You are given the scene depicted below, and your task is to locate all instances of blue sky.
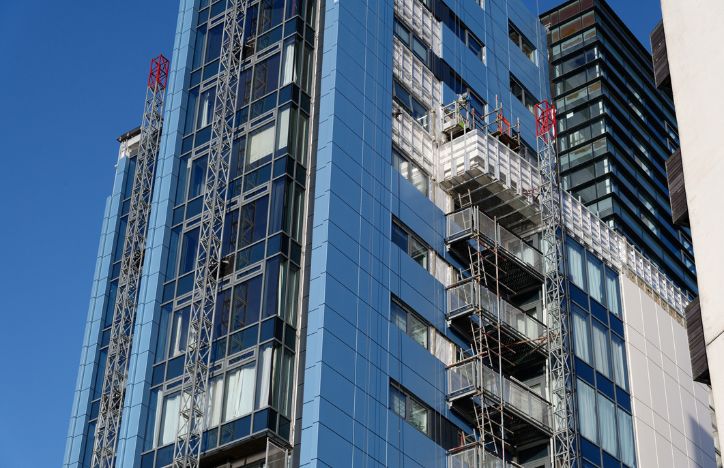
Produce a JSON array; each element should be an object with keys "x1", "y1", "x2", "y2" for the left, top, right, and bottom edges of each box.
[{"x1": 0, "y1": 0, "x2": 661, "y2": 466}]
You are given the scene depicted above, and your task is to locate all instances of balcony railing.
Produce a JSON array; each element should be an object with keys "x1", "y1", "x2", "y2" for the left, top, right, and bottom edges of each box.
[
  {"x1": 447, "y1": 281, "x2": 546, "y2": 343},
  {"x1": 446, "y1": 207, "x2": 543, "y2": 274},
  {"x1": 448, "y1": 360, "x2": 552, "y2": 432},
  {"x1": 448, "y1": 444, "x2": 521, "y2": 468}
]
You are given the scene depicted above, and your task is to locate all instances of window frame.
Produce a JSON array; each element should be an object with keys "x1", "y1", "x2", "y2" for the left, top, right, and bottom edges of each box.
[{"x1": 391, "y1": 218, "x2": 430, "y2": 270}]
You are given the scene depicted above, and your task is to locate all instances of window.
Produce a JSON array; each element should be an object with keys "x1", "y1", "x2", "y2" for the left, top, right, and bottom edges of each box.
[
  {"x1": 158, "y1": 392, "x2": 180, "y2": 446},
  {"x1": 465, "y1": 30, "x2": 485, "y2": 63},
  {"x1": 577, "y1": 379, "x2": 597, "y2": 442},
  {"x1": 509, "y1": 22, "x2": 535, "y2": 62},
  {"x1": 231, "y1": 275, "x2": 262, "y2": 331},
  {"x1": 239, "y1": 196, "x2": 268, "y2": 247},
  {"x1": 223, "y1": 363, "x2": 255, "y2": 422},
  {"x1": 169, "y1": 307, "x2": 190, "y2": 357},
  {"x1": 392, "y1": 219, "x2": 428, "y2": 269},
  {"x1": 251, "y1": 53, "x2": 280, "y2": 100},
  {"x1": 572, "y1": 306, "x2": 591, "y2": 364},
  {"x1": 393, "y1": 17, "x2": 432, "y2": 68},
  {"x1": 510, "y1": 74, "x2": 537, "y2": 113},
  {"x1": 179, "y1": 228, "x2": 200, "y2": 275},
  {"x1": 248, "y1": 123, "x2": 275, "y2": 164},
  {"x1": 586, "y1": 254, "x2": 604, "y2": 304},
  {"x1": 611, "y1": 335, "x2": 628, "y2": 391},
  {"x1": 391, "y1": 297, "x2": 428, "y2": 348},
  {"x1": 597, "y1": 393, "x2": 618, "y2": 456},
  {"x1": 392, "y1": 147, "x2": 428, "y2": 196},
  {"x1": 617, "y1": 409, "x2": 636, "y2": 467},
  {"x1": 197, "y1": 87, "x2": 216, "y2": 129},
  {"x1": 605, "y1": 268, "x2": 621, "y2": 317},
  {"x1": 393, "y1": 80, "x2": 429, "y2": 130},
  {"x1": 390, "y1": 382, "x2": 429, "y2": 435},
  {"x1": 567, "y1": 239, "x2": 585, "y2": 288},
  {"x1": 592, "y1": 319, "x2": 611, "y2": 378},
  {"x1": 205, "y1": 376, "x2": 223, "y2": 428}
]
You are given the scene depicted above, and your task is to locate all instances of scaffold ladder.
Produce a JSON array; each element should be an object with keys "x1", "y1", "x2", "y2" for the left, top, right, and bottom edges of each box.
[
  {"x1": 535, "y1": 100, "x2": 574, "y2": 468},
  {"x1": 172, "y1": 1, "x2": 248, "y2": 467},
  {"x1": 91, "y1": 54, "x2": 170, "y2": 468}
]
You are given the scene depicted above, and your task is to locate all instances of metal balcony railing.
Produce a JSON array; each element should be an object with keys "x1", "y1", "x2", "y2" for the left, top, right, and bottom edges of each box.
[
  {"x1": 448, "y1": 444, "x2": 521, "y2": 468},
  {"x1": 447, "y1": 281, "x2": 546, "y2": 343},
  {"x1": 448, "y1": 360, "x2": 552, "y2": 432},
  {"x1": 446, "y1": 207, "x2": 543, "y2": 274}
]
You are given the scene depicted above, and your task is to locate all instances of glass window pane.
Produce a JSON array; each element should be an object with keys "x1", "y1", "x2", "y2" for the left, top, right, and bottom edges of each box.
[
  {"x1": 592, "y1": 319, "x2": 611, "y2": 378},
  {"x1": 597, "y1": 393, "x2": 618, "y2": 456},
  {"x1": 391, "y1": 300, "x2": 407, "y2": 332},
  {"x1": 281, "y1": 42, "x2": 295, "y2": 86},
  {"x1": 391, "y1": 223, "x2": 408, "y2": 252},
  {"x1": 408, "y1": 236, "x2": 428, "y2": 269},
  {"x1": 612, "y1": 334, "x2": 628, "y2": 390},
  {"x1": 248, "y1": 124, "x2": 276, "y2": 164},
  {"x1": 223, "y1": 363, "x2": 256, "y2": 422},
  {"x1": 408, "y1": 398, "x2": 429, "y2": 434},
  {"x1": 197, "y1": 88, "x2": 215, "y2": 129},
  {"x1": 252, "y1": 53, "x2": 280, "y2": 100},
  {"x1": 573, "y1": 306, "x2": 592, "y2": 364},
  {"x1": 169, "y1": 307, "x2": 190, "y2": 357},
  {"x1": 587, "y1": 254, "x2": 605, "y2": 304},
  {"x1": 276, "y1": 107, "x2": 290, "y2": 151},
  {"x1": 605, "y1": 268, "x2": 621, "y2": 316},
  {"x1": 390, "y1": 386, "x2": 406, "y2": 418},
  {"x1": 617, "y1": 409, "x2": 636, "y2": 467},
  {"x1": 159, "y1": 393, "x2": 180, "y2": 446},
  {"x1": 205, "y1": 376, "x2": 223, "y2": 428},
  {"x1": 407, "y1": 313, "x2": 428, "y2": 349},
  {"x1": 255, "y1": 345, "x2": 273, "y2": 409},
  {"x1": 567, "y1": 240, "x2": 585, "y2": 288},
  {"x1": 577, "y1": 379, "x2": 597, "y2": 442}
]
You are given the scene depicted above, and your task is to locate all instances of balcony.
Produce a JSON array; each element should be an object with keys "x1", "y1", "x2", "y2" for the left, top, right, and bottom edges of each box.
[
  {"x1": 446, "y1": 208, "x2": 543, "y2": 295},
  {"x1": 437, "y1": 121, "x2": 540, "y2": 232},
  {"x1": 447, "y1": 360, "x2": 552, "y2": 436}
]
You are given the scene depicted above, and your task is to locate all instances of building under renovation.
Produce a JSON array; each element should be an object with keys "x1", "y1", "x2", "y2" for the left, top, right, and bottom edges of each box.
[{"x1": 65, "y1": 1, "x2": 715, "y2": 467}]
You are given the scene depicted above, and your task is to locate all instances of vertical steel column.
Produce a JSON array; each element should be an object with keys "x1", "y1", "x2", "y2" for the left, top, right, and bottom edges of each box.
[
  {"x1": 535, "y1": 100, "x2": 573, "y2": 468},
  {"x1": 91, "y1": 54, "x2": 170, "y2": 468},
  {"x1": 172, "y1": 1, "x2": 248, "y2": 467}
]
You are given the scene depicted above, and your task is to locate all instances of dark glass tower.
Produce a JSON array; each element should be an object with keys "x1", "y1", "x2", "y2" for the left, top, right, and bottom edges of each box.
[{"x1": 540, "y1": 0, "x2": 697, "y2": 296}]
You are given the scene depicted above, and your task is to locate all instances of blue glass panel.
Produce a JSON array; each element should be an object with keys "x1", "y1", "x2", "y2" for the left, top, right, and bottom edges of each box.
[
  {"x1": 602, "y1": 452, "x2": 620, "y2": 468},
  {"x1": 177, "y1": 272, "x2": 194, "y2": 297},
  {"x1": 263, "y1": 258, "x2": 281, "y2": 317},
  {"x1": 202, "y1": 428, "x2": 218, "y2": 452},
  {"x1": 591, "y1": 301, "x2": 607, "y2": 325},
  {"x1": 576, "y1": 358, "x2": 595, "y2": 385},
  {"x1": 219, "y1": 415, "x2": 251, "y2": 445},
  {"x1": 597, "y1": 373, "x2": 615, "y2": 400},
  {"x1": 151, "y1": 364, "x2": 165, "y2": 386},
  {"x1": 616, "y1": 388, "x2": 631, "y2": 412},
  {"x1": 140, "y1": 452, "x2": 154, "y2": 468},
  {"x1": 229, "y1": 325, "x2": 258, "y2": 354},
  {"x1": 162, "y1": 281, "x2": 175, "y2": 303},
  {"x1": 236, "y1": 242, "x2": 265, "y2": 270},
  {"x1": 609, "y1": 314, "x2": 624, "y2": 338},
  {"x1": 253, "y1": 408, "x2": 276, "y2": 432},
  {"x1": 166, "y1": 355, "x2": 185, "y2": 381},
  {"x1": 569, "y1": 282, "x2": 589, "y2": 308},
  {"x1": 580, "y1": 437, "x2": 601, "y2": 466},
  {"x1": 232, "y1": 275, "x2": 263, "y2": 330},
  {"x1": 212, "y1": 338, "x2": 227, "y2": 362},
  {"x1": 154, "y1": 445, "x2": 173, "y2": 468},
  {"x1": 243, "y1": 164, "x2": 272, "y2": 192}
]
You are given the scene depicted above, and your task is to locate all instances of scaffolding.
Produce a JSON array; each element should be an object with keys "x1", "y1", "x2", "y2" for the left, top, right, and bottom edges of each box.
[
  {"x1": 91, "y1": 54, "x2": 169, "y2": 468},
  {"x1": 442, "y1": 96, "x2": 554, "y2": 468},
  {"x1": 171, "y1": 1, "x2": 248, "y2": 467}
]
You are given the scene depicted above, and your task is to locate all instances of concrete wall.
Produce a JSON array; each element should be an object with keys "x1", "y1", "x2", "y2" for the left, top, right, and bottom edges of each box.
[
  {"x1": 660, "y1": 0, "x2": 724, "y2": 457},
  {"x1": 620, "y1": 275, "x2": 716, "y2": 468}
]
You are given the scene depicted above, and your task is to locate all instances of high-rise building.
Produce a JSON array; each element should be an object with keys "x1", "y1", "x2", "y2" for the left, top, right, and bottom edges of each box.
[
  {"x1": 65, "y1": 1, "x2": 715, "y2": 468},
  {"x1": 655, "y1": 0, "x2": 724, "y2": 463},
  {"x1": 540, "y1": 0, "x2": 697, "y2": 297}
]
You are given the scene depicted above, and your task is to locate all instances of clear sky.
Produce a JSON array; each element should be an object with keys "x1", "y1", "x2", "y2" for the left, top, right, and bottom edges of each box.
[{"x1": 0, "y1": 0, "x2": 661, "y2": 466}]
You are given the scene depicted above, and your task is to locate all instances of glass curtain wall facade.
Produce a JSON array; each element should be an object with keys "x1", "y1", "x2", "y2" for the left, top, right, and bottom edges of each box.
[
  {"x1": 68, "y1": 0, "x2": 708, "y2": 467},
  {"x1": 66, "y1": 0, "x2": 318, "y2": 467},
  {"x1": 540, "y1": 0, "x2": 697, "y2": 297}
]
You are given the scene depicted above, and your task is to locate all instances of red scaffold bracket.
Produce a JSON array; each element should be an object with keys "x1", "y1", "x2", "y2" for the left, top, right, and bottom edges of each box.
[
  {"x1": 498, "y1": 111, "x2": 512, "y2": 137},
  {"x1": 535, "y1": 100, "x2": 557, "y2": 143},
  {"x1": 148, "y1": 54, "x2": 170, "y2": 90}
]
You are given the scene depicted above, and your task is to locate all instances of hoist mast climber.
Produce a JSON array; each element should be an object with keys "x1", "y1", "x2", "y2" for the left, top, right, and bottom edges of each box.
[
  {"x1": 172, "y1": 1, "x2": 248, "y2": 467},
  {"x1": 535, "y1": 101, "x2": 574, "y2": 468},
  {"x1": 91, "y1": 54, "x2": 170, "y2": 468}
]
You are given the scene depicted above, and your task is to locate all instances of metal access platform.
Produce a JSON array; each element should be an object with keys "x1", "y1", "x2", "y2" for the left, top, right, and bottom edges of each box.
[{"x1": 438, "y1": 101, "x2": 540, "y2": 234}]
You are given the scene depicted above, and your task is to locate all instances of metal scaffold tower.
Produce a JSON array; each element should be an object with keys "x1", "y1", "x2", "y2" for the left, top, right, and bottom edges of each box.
[
  {"x1": 91, "y1": 54, "x2": 170, "y2": 468},
  {"x1": 172, "y1": 1, "x2": 248, "y2": 467},
  {"x1": 535, "y1": 100, "x2": 573, "y2": 468}
]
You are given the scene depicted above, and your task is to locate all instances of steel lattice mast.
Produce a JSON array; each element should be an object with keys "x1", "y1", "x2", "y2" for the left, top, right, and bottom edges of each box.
[
  {"x1": 172, "y1": 1, "x2": 248, "y2": 467},
  {"x1": 91, "y1": 54, "x2": 170, "y2": 468},
  {"x1": 535, "y1": 101, "x2": 574, "y2": 468}
]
